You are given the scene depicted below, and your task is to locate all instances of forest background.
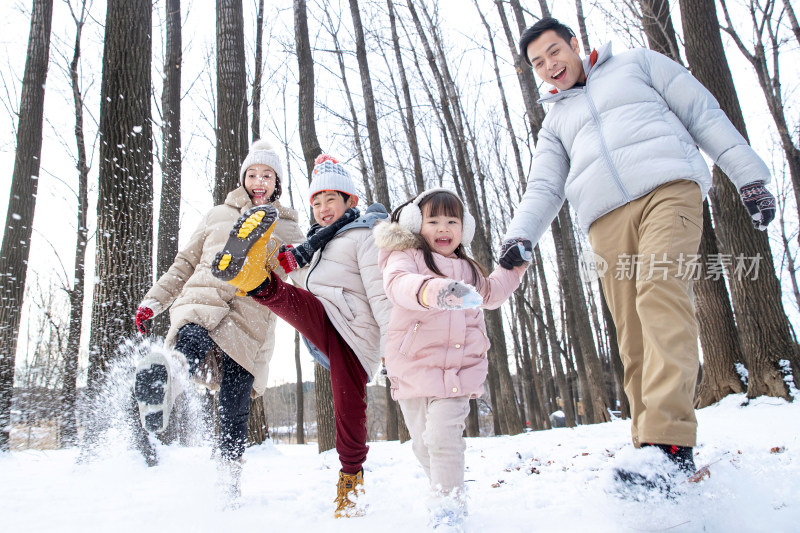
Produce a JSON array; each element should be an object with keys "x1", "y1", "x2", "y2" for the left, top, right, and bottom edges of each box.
[{"x1": 0, "y1": 0, "x2": 798, "y2": 454}]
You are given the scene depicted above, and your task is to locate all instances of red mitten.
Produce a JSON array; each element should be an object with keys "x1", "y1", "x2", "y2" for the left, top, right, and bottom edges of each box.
[
  {"x1": 135, "y1": 306, "x2": 154, "y2": 334},
  {"x1": 278, "y1": 244, "x2": 299, "y2": 274}
]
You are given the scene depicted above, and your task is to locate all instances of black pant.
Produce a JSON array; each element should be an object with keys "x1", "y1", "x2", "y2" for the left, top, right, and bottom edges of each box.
[{"x1": 175, "y1": 323, "x2": 254, "y2": 461}]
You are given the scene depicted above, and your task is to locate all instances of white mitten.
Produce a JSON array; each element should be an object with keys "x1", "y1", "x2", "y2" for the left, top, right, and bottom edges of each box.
[{"x1": 422, "y1": 278, "x2": 483, "y2": 310}]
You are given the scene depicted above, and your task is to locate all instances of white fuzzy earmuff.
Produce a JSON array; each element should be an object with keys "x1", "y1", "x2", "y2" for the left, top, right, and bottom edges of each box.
[{"x1": 397, "y1": 188, "x2": 476, "y2": 247}]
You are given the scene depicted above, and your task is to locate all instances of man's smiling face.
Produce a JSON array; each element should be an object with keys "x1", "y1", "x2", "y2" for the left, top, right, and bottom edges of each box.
[{"x1": 527, "y1": 29, "x2": 586, "y2": 91}]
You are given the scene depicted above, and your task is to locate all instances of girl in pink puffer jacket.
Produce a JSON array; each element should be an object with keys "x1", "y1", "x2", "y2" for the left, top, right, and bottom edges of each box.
[{"x1": 374, "y1": 189, "x2": 529, "y2": 529}]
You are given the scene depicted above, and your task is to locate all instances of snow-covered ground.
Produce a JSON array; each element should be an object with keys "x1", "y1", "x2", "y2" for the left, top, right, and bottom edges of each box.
[{"x1": 1, "y1": 393, "x2": 798, "y2": 532}]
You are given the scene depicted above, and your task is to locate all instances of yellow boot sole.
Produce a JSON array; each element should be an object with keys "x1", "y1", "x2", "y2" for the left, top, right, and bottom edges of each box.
[{"x1": 212, "y1": 206, "x2": 280, "y2": 296}]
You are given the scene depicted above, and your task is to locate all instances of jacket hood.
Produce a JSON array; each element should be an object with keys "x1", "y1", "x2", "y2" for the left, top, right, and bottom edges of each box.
[
  {"x1": 339, "y1": 202, "x2": 388, "y2": 234},
  {"x1": 373, "y1": 220, "x2": 424, "y2": 251},
  {"x1": 225, "y1": 186, "x2": 252, "y2": 209},
  {"x1": 274, "y1": 201, "x2": 300, "y2": 222},
  {"x1": 539, "y1": 41, "x2": 613, "y2": 104}
]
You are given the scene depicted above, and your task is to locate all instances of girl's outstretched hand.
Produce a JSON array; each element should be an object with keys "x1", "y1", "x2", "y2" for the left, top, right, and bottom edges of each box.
[{"x1": 422, "y1": 278, "x2": 483, "y2": 310}]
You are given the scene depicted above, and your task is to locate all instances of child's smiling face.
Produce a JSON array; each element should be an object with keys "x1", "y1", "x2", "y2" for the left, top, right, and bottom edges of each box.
[
  {"x1": 420, "y1": 203, "x2": 462, "y2": 257},
  {"x1": 312, "y1": 190, "x2": 358, "y2": 227}
]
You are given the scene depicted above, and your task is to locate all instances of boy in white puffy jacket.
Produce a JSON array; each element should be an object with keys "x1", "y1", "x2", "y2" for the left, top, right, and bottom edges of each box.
[
  {"x1": 211, "y1": 154, "x2": 391, "y2": 518},
  {"x1": 498, "y1": 17, "x2": 776, "y2": 491}
]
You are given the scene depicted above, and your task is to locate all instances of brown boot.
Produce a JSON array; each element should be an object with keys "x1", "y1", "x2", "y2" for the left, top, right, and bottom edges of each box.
[{"x1": 334, "y1": 469, "x2": 365, "y2": 518}]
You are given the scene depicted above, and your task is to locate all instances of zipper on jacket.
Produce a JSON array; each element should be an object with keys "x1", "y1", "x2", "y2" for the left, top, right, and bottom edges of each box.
[
  {"x1": 399, "y1": 321, "x2": 420, "y2": 356},
  {"x1": 303, "y1": 218, "x2": 359, "y2": 292},
  {"x1": 583, "y1": 86, "x2": 632, "y2": 203},
  {"x1": 304, "y1": 243, "x2": 326, "y2": 292}
]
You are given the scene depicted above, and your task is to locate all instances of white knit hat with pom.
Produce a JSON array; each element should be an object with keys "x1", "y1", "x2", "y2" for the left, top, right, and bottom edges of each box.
[{"x1": 240, "y1": 139, "x2": 283, "y2": 184}]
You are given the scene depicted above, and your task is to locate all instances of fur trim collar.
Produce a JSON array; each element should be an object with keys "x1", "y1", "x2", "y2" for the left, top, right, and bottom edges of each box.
[{"x1": 373, "y1": 221, "x2": 424, "y2": 251}]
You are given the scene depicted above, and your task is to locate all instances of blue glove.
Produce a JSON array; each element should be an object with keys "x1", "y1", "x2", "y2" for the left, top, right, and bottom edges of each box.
[{"x1": 739, "y1": 181, "x2": 776, "y2": 231}]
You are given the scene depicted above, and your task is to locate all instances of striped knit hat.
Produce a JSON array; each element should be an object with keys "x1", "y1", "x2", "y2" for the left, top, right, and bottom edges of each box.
[{"x1": 308, "y1": 154, "x2": 357, "y2": 203}]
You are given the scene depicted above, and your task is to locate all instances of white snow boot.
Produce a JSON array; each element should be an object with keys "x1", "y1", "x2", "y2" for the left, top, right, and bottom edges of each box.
[
  {"x1": 134, "y1": 350, "x2": 185, "y2": 433},
  {"x1": 427, "y1": 488, "x2": 467, "y2": 532}
]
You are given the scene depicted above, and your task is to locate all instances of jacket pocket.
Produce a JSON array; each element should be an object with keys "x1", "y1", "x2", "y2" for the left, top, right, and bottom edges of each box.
[
  {"x1": 333, "y1": 287, "x2": 356, "y2": 321},
  {"x1": 667, "y1": 209, "x2": 702, "y2": 262},
  {"x1": 399, "y1": 321, "x2": 421, "y2": 356}
]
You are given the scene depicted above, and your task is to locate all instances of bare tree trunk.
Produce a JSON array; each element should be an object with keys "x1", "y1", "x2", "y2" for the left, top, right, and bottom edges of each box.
[
  {"x1": 294, "y1": 0, "x2": 334, "y2": 452},
  {"x1": 556, "y1": 209, "x2": 611, "y2": 423},
  {"x1": 511, "y1": 303, "x2": 537, "y2": 429},
  {"x1": 515, "y1": 294, "x2": 549, "y2": 429},
  {"x1": 466, "y1": 399, "x2": 480, "y2": 437},
  {"x1": 0, "y1": 0, "x2": 53, "y2": 451},
  {"x1": 242, "y1": 0, "x2": 271, "y2": 446},
  {"x1": 214, "y1": 0, "x2": 248, "y2": 203},
  {"x1": 527, "y1": 264, "x2": 556, "y2": 419},
  {"x1": 636, "y1": 0, "x2": 746, "y2": 409},
  {"x1": 408, "y1": 0, "x2": 522, "y2": 434},
  {"x1": 473, "y1": 0, "x2": 525, "y2": 188},
  {"x1": 783, "y1": 0, "x2": 800, "y2": 47},
  {"x1": 247, "y1": 396, "x2": 268, "y2": 444},
  {"x1": 387, "y1": 0, "x2": 424, "y2": 194},
  {"x1": 494, "y1": 0, "x2": 545, "y2": 143},
  {"x1": 638, "y1": 0, "x2": 683, "y2": 62},
  {"x1": 534, "y1": 246, "x2": 576, "y2": 427},
  {"x1": 294, "y1": 331, "x2": 305, "y2": 444},
  {"x1": 384, "y1": 383, "x2": 398, "y2": 440},
  {"x1": 575, "y1": 0, "x2": 592, "y2": 54},
  {"x1": 154, "y1": 0, "x2": 182, "y2": 338},
  {"x1": 322, "y1": 5, "x2": 373, "y2": 206},
  {"x1": 599, "y1": 287, "x2": 628, "y2": 418},
  {"x1": 347, "y1": 0, "x2": 389, "y2": 208},
  {"x1": 63, "y1": 0, "x2": 90, "y2": 447},
  {"x1": 294, "y1": 0, "x2": 321, "y2": 176},
  {"x1": 251, "y1": 0, "x2": 264, "y2": 140},
  {"x1": 314, "y1": 363, "x2": 336, "y2": 452},
  {"x1": 398, "y1": 407, "x2": 410, "y2": 442},
  {"x1": 718, "y1": 0, "x2": 800, "y2": 221},
  {"x1": 88, "y1": 0, "x2": 153, "y2": 387},
  {"x1": 680, "y1": 0, "x2": 796, "y2": 400},
  {"x1": 694, "y1": 204, "x2": 746, "y2": 407},
  {"x1": 777, "y1": 195, "x2": 800, "y2": 314},
  {"x1": 538, "y1": 0, "x2": 551, "y2": 18}
]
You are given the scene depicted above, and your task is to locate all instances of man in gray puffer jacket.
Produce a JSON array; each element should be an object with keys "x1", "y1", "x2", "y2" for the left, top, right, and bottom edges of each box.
[{"x1": 499, "y1": 17, "x2": 776, "y2": 488}]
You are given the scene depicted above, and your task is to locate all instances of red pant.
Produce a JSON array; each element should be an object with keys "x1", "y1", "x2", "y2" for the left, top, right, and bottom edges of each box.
[{"x1": 252, "y1": 275, "x2": 368, "y2": 473}]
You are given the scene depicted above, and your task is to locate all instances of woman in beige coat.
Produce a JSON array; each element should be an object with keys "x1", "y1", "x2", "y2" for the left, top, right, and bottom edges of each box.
[{"x1": 133, "y1": 140, "x2": 304, "y2": 501}]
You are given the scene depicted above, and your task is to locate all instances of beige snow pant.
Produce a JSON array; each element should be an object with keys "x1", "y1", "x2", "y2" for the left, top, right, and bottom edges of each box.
[
  {"x1": 588, "y1": 179, "x2": 702, "y2": 448},
  {"x1": 399, "y1": 396, "x2": 471, "y2": 494}
]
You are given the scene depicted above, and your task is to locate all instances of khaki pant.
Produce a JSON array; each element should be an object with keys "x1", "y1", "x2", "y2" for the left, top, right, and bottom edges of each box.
[
  {"x1": 399, "y1": 396, "x2": 471, "y2": 494},
  {"x1": 589, "y1": 180, "x2": 702, "y2": 448}
]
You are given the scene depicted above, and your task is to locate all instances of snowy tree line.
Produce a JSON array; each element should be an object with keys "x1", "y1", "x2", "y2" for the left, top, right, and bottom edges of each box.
[{"x1": 0, "y1": 0, "x2": 798, "y2": 454}]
